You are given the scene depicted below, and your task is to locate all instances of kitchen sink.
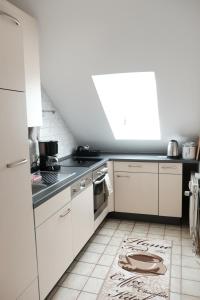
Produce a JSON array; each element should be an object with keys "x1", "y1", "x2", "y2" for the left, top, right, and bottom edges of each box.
[
  {"x1": 32, "y1": 171, "x2": 76, "y2": 196},
  {"x1": 32, "y1": 184, "x2": 47, "y2": 195}
]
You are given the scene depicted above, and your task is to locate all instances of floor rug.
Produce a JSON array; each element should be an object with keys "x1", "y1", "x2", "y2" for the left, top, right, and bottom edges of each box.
[{"x1": 98, "y1": 237, "x2": 172, "y2": 300}]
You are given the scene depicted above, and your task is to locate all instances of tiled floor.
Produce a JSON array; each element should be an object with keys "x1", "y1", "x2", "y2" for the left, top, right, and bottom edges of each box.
[{"x1": 47, "y1": 218, "x2": 200, "y2": 300}]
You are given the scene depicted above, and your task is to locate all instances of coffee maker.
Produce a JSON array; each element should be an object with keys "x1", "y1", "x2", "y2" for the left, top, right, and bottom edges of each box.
[{"x1": 39, "y1": 141, "x2": 60, "y2": 171}]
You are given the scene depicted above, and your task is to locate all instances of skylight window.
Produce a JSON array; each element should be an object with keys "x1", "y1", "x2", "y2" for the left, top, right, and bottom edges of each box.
[{"x1": 92, "y1": 72, "x2": 161, "y2": 140}]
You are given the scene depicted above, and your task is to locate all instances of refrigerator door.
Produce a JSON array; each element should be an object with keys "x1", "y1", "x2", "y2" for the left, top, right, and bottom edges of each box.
[{"x1": 0, "y1": 89, "x2": 38, "y2": 300}]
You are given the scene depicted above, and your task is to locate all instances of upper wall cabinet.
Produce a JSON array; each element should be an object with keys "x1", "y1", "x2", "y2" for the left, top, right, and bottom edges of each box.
[
  {"x1": 0, "y1": 2, "x2": 25, "y2": 91},
  {"x1": 0, "y1": 0, "x2": 42, "y2": 127}
]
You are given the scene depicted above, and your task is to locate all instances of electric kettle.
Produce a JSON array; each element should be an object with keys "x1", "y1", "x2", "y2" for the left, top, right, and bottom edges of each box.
[{"x1": 167, "y1": 140, "x2": 179, "y2": 158}]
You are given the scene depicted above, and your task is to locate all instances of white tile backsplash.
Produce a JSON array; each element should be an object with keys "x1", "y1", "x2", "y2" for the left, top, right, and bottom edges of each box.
[{"x1": 39, "y1": 88, "x2": 77, "y2": 158}]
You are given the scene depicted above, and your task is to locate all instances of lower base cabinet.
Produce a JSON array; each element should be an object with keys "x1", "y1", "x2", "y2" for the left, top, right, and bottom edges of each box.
[
  {"x1": 36, "y1": 202, "x2": 73, "y2": 300},
  {"x1": 115, "y1": 172, "x2": 158, "y2": 215},
  {"x1": 72, "y1": 185, "x2": 94, "y2": 257},
  {"x1": 17, "y1": 278, "x2": 39, "y2": 300},
  {"x1": 159, "y1": 174, "x2": 182, "y2": 217}
]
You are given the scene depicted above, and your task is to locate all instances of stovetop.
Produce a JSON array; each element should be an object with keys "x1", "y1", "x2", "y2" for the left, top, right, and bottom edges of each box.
[{"x1": 60, "y1": 157, "x2": 102, "y2": 168}]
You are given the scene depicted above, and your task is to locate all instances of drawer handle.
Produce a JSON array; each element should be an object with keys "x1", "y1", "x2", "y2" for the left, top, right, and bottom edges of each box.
[
  {"x1": 128, "y1": 165, "x2": 142, "y2": 168},
  {"x1": 0, "y1": 11, "x2": 20, "y2": 26},
  {"x1": 60, "y1": 208, "x2": 71, "y2": 217},
  {"x1": 117, "y1": 175, "x2": 130, "y2": 178},
  {"x1": 161, "y1": 166, "x2": 177, "y2": 169},
  {"x1": 6, "y1": 158, "x2": 28, "y2": 168}
]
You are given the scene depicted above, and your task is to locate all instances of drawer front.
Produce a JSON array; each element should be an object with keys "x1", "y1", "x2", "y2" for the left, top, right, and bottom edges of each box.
[
  {"x1": 159, "y1": 163, "x2": 182, "y2": 175},
  {"x1": 34, "y1": 187, "x2": 71, "y2": 228},
  {"x1": 36, "y1": 202, "x2": 73, "y2": 300},
  {"x1": 114, "y1": 161, "x2": 158, "y2": 173}
]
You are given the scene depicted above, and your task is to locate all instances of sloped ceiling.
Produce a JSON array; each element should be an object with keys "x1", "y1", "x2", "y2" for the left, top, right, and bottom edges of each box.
[{"x1": 10, "y1": 0, "x2": 200, "y2": 153}]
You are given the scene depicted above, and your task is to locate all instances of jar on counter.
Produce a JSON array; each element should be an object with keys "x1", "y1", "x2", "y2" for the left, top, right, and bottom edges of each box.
[{"x1": 182, "y1": 142, "x2": 196, "y2": 160}]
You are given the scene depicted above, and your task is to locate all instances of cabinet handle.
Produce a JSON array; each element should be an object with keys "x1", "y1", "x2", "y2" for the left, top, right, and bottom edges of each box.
[
  {"x1": 161, "y1": 166, "x2": 177, "y2": 169},
  {"x1": 60, "y1": 208, "x2": 71, "y2": 217},
  {"x1": 128, "y1": 165, "x2": 142, "y2": 168},
  {"x1": 6, "y1": 158, "x2": 28, "y2": 168},
  {"x1": 0, "y1": 11, "x2": 20, "y2": 26},
  {"x1": 116, "y1": 175, "x2": 130, "y2": 178}
]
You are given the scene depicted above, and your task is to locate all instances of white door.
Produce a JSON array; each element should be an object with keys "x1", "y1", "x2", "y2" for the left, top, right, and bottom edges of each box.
[
  {"x1": 115, "y1": 172, "x2": 158, "y2": 215},
  {"x1": 0, "y1": 90, "x2": 37, "y2": 300},
  {"x1": 159, "y1": 174, "x2": 182, "y2": 217},
  {"x1": 72, "y1": 185, "x2": 94, "y2": 257},
  {"x1": 0, "y1": 6, "x2": 25, "y2": 91},
  {"x1": 36, "y1": 203, "x2": 73, "y2": 300}
]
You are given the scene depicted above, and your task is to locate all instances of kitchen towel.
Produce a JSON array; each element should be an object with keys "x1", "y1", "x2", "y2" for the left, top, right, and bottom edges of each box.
[{"x1": 105, "y1": 174, "x2": 113, "y2": 198}]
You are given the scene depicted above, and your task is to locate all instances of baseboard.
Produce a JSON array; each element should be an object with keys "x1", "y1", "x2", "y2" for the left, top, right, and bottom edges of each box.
[{"x1": 107, "y1": 211, "x2": 181, "y2": 225}]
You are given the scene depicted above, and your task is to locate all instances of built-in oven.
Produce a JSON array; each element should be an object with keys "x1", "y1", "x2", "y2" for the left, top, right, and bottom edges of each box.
[{"x1": 93, "y1": 164, "x2": 108, "y2": 220}]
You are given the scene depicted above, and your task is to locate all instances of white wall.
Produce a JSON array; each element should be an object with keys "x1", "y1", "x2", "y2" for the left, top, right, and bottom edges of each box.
[
  {"x1": 40, "y1": 88, "x2": 77, "y2": 158},
  {"x1": 10, "y1": 0, "x2": 200, "y2": 153}
]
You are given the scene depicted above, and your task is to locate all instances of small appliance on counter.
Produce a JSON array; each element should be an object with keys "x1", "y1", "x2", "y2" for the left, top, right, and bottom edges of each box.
[
  {"x1": 167, "y1": 139, "x2": 179, "y2": 158},
  {"x1": 75, "y1": 145, "x2": 100, "y2": 157},
  {"x1": 39, "y1": 141, "x2": 60, "y2": 171},
  {"x1": 182, "y1": 142, "x2": 196, "y2": 160}
]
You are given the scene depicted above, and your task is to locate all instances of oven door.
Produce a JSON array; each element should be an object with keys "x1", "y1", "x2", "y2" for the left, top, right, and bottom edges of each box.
[{"x1": 93, "y1": 174, "x2": 107, "y2": 219}]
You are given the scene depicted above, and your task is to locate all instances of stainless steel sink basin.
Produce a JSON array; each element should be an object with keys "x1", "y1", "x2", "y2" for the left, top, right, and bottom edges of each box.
[
  {"x1": 32, "y1": 171, "x2": 76, "y2": 196},
  {"x1": 32, "y1": 184, "x2": 47, "y2": 195}
]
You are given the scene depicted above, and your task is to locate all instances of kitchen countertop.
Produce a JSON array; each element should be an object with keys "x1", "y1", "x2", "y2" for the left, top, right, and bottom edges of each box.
[{"x1": 32, "y1": 153, "x2": 198, "y2": 209}]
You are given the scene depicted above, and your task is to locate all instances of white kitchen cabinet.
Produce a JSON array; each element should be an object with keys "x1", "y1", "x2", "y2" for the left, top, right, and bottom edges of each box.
[
  {"x1": 22, "y1": 12, "x2": 42, "y2": 127},
  {"x1": 0, "y1": 0, "x2": 42, "y2": 126},
  {"x1": 107, "y1": 161, "x2": 114, "y2": 212},
  {"x1": 0, "y1": 90, "x2": 38, "y2": 300},
  {"x1": 17, "y1": 279, "x2": 39, "y2": 300},
  {"x1": 159, "y1": 163, "x2": 182, "y2": 217},
  {"x1": 0, "y1": 1, "x2": 25, "y2": 91},
  {"x1": 115, "y1": 171, "x2": 158, "y2": 215},
  {"x1": 36, "y1": 202, "x2": 73, "y2": 300},
  {"x1": 72, "y1": 185, "x2": 94, "y2": 257}
]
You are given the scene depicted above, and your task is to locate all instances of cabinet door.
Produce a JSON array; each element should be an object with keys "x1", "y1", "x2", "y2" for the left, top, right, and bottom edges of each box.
[
  {"x1": 0, "y1": 90, "x2": 37, "y2": 300},
  {"x1": 159, "y1": 174, "x2": 182, "y2": 217},
  {"x1": 0, "y1": 5, "x2": 25, "y2": 91},
  {"x1": 22, "y1": 13, "x2": 42, "y2": 127},
  {"x1": 36, "y1": 202, "x2": 73, "y2": 300},
  {"x1": 115, "y1": 172, "x2": 158, "y2": 215},
  {"x1": 72, "y1": 185, "x2": 94, "y2": 257}
]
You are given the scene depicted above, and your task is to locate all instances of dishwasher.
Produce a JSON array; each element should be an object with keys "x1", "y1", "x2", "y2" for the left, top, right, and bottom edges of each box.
[{"x1": 71, "y1": 172, "x2": 94, "y2": 257}]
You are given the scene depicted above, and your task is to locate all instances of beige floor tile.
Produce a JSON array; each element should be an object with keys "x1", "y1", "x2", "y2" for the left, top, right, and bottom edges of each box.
[
  {"x1": 172, "y1": 254, "x2": 182, "y2": 266},
  {"x1": 78, "y1": 292, "x2": 97, "y2": 300},
  {"x1": 83, "y1": 277, "x2": 104, "y2": 294},
  {"x1": 98, "y1": 228, "x2": 115, "y2": 236},
  {"x1": 103, "y1": 222, "x2": 119, "y2": 230},
  {"x1": 170, "y1": 277, "x2": 181, "y2": 293},
  {"x1": 149, "y1": 223, "x2": 165, "y2": 228},
  {"x1": 171, "y1": 265, "x2": 181, "y2": 278},
  {"x1": 170, "y1": 292, "x2": 181, "y2": 300},
  {"x1": 51, "y1": 287, "x2": 80, "y2": 300},
  {"x1": 166, "y1": 225, "x2": 181, "y2": 231},
  {"x1": 60, "y1": 273, "x2": 88, "y2": 290},
  {"x1": 182, "y1": 238, "x2": 192, "y2": 246},
  {"x1": 92, "y1": 234, "x2": 111, "y2": 245},
  {"x1": 148, "y1": 227, "x2": 165, "y2": 235},
  {"x1": 113, "y1": 230, "x2": 130, "y2": 237},
  {"x1": 86, "y1": 243, "x2": 106, "y2": 254},
  {"x1": 91, "y1": 265, "x2": 110, "y2": 279},
  {"x1": 135, "y1": 222, "x2": 150, "y2": 227},
  {"x1": 172, "y1": 245, "x2": 181, "y2": 255},
  {"x1": 129, "y1": 232, "x2": 147, "y2": 238},
  {"x1": 133, "y1": 227, "x2": 149, "y2": 233},
  {"x1": 104, "y1": 245, "x2": 119, "y2": 256},
  {"x1": 118, "y1": 223, "x2": 134, "y2": 231},
  {"x1": 98, "y1": 254, "x2": 115, "y2": 266},
  {"x1": 78, "y1": 252, "x2": 101, "y2": 264},
  {"x1": 147, "y1": 234, "x2": 164, "y2": 240},
  {"x1": 68, "y1": 261, "x2": 95, "y2": 276},
  {"x1": 182, "y1": 279, "x2": 200, "y2": 297},
  {"x1": 182, "y1": 256, "x2": 200, "y2": 269},
  {"x1": 182, "y1": 246, "x2": 194, "y2": 257},
  {"x1": 109, "y1": 236, "x2": 124, "y2": 246},
  {"x1": 182, "y1": 267, "x2": 200, "y2": 281},
  {"x1": 165, "y1": 230, "x2": 181, "y2": 237},
  {"x1": 164, "y1": 236, "x2": 181, "y2": 245}
]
